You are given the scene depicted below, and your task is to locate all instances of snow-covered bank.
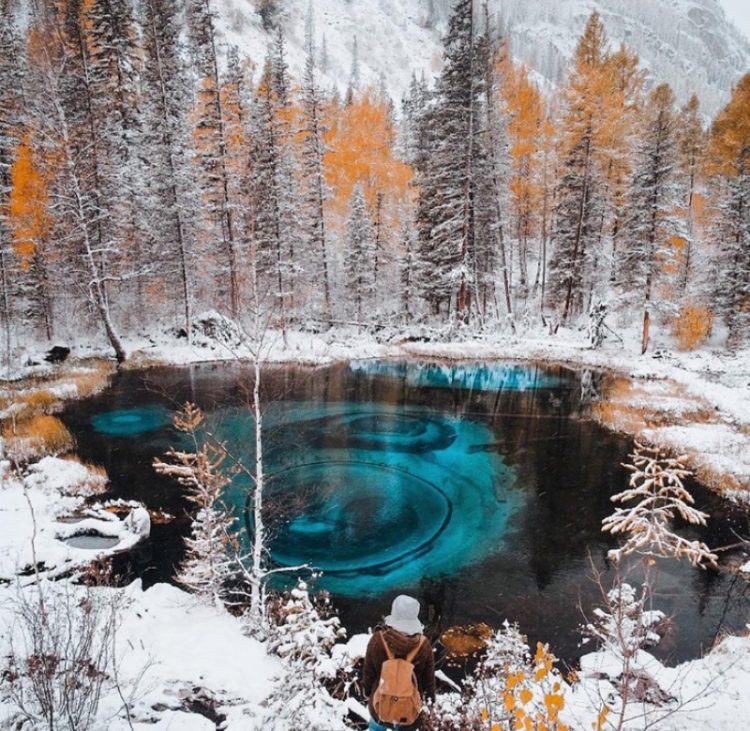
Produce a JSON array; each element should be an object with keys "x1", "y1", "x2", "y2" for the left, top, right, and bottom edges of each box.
[{"x1": 0, "y1": 457, "x2": 148, "y2": 581}]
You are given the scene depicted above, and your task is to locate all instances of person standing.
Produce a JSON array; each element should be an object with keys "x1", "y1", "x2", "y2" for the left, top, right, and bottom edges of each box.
[{"x1": 363, "y1": 595, "x2": 436, "y2": 731}]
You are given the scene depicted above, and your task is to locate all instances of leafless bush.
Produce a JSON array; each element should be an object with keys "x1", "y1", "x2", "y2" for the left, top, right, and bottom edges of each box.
[{"x1": 3, "y1": 581, "x2": 118, "y2": 730}]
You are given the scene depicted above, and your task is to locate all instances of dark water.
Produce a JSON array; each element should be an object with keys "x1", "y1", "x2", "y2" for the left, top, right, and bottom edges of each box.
[{"x1": 61, "y1": 361, "x2": 750, "y2": 667}]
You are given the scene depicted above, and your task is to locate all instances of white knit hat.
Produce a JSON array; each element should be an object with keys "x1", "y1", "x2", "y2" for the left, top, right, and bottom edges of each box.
[{"x1": 385, "y1": 595, "x2": 424, "y2": 635}]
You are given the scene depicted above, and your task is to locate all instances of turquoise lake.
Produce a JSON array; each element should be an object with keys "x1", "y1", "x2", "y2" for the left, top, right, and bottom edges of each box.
[{"x1": 62, "y1": 360, "x2": 750, "y2": 665}]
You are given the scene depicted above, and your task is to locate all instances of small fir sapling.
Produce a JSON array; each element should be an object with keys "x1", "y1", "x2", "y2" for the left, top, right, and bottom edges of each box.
[
  {"x1": 585, "y1": 443, "x2": 717, "y2": 729},
  {"x1": 261, "y1": 579, "x2": 349, "y2": 731},
  {"x1": 153, "y1": 403, "x2": 238, "y2": 606},
  {"x1": 602, "y1": 442, "x2": 718, "y2": 567},
  {"x1": 582, "y1": 578, "x2": 665, "y2": 660}
]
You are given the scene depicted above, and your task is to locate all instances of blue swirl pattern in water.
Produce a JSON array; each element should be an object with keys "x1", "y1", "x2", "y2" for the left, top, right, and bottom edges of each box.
[
  {"x1": 216, "y1": 403, "x2": 520, "y2": 597},
  {"x1": 92, "y1": 407, "x2": 171, "y2": 436}
]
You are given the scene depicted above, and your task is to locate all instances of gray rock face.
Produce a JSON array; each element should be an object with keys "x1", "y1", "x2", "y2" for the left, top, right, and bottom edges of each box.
[
  {"x1": 215, "y1": 0, "x2": 749, "y2": 116},
  {"x1": 492, "y1": 0, "x2": 750, "y2": 114}
]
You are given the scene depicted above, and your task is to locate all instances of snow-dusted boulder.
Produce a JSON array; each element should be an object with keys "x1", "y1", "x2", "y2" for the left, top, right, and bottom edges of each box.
[{"x1": 125, "y1": 506, "x2": 151, "y2": 539}]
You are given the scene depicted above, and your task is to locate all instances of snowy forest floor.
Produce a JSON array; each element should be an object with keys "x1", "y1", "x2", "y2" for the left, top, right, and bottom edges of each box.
[{"x1": 1, "y1": 318, "x2": 750, "y2": 729}]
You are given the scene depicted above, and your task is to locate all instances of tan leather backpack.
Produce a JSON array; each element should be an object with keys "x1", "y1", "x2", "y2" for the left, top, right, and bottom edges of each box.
[{"x1": 372, "y1": 633, "x2": 425, "y2": 726}]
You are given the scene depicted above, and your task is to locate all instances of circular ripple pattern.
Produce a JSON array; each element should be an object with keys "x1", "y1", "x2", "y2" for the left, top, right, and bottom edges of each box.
[
  {"x1": 260, "y1": 461, "x2": 452, "y2": 574},
  {"x1": 92, "y1": 407, "x2": 170, "y2": 436},
  {"x1": 218, "y1": 403, "x2": 519, "y2": 596},
  {"x1": 293, "y1": 411, "x2": 457, "y2": 453}
]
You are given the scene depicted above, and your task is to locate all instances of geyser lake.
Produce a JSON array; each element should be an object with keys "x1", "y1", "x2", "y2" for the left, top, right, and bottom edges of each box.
[{"x1": 62, "y1": 360, "x2": 749, "y2": 666}]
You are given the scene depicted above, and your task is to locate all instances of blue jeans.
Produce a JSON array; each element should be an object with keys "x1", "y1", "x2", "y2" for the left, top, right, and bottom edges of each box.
[{"x1": 369, "y1": 719, "x2": 408, "y2": 731}]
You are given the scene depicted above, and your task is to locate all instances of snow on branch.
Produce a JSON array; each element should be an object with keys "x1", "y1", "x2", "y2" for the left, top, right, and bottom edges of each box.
[{"x1": 602, "y1": 442, "x2": 717, "y2": 567}]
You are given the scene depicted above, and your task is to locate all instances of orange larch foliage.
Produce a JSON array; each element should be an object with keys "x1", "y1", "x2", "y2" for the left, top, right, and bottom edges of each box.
[
  {"x1": 499, "y1": 56, "x2": 544, "y2": 246},
  {"x1": 8, "y1": 131, "x2": 50, "y2": 267},
  {"x1": 323, "y1": 89, "x2": 413, "y2": 224},
  {"x1": 709, "y1": 72, "x2": 750, "y2": 176}
]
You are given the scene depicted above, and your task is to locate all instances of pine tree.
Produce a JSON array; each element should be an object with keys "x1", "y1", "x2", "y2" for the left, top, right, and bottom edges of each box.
[
  {"x1": 548, "y1": 11, "x2": 616, "y2": 322},
  {"x1": 601, "y1": 44, "x2": 643, "y2": 292},
  {"x1": 344, "y1": 185, "x2": 376, "y2": 324},
  {"x1": 501, "y1": 59, "x2": 543, "y2": 304},
  {"x1": 0, "y1": 13, "x2": 25, "y2": 363},
  {"x1": 399, "y1": 224, "x2": 416, "y2": 322},
  {"x1": 299, "y1": 52, "x2": 332, "y2": 320},
  {"x1": 263, "y1": 581, "x2": 349, "y2": 730},
  {"x1": 620, "y1": 84, "x2": 681, "y2": 354},
  {"x1": 676, "y1": 95, "x2": 705, "y2": 296},
  {"x1": 709, "y1": 73, "x2": 750, "y2": 346},
  {"x1": 140, "y1": 0, "x2": 196, "y2": 337},
  {"x1": 187, "y1": 0, "x2": 241, "y2": 319},
  {"x1": 415, "y1": 0, "x2": 484, "y2": 320},
  {"x1": 251, "y1": 36, "x2": 299, "y2": 334},
  {"x1": 477, "y1": 30, "x2": 512, "y2": 322},
  {"x1": 154, "y1": 403, "x2": 238, "y2": 605},
  {"x1": 27, "y1": 5, "x2": 127, "y2": 362},
  {"x1": 83, "y1": 0, "x2": 145, "y2": 324}
]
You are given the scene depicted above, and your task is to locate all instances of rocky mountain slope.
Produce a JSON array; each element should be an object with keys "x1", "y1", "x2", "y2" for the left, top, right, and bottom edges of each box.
[{"x1": 214, "y1": 0, "x2": 750, "y2": 115}]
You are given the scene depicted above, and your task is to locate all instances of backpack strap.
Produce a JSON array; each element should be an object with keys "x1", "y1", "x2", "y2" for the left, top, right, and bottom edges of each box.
[
  {"x1": 405, "y1": 635, "x2": 425, "y2": 663},
  {"x1": 379, "y1": 631, "x2": 394, "y2": 661}
]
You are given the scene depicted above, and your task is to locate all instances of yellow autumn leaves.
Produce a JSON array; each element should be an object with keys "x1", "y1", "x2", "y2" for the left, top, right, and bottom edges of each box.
[{"x1": 480, "y1": 643, "x2": 571, "y2": 731}]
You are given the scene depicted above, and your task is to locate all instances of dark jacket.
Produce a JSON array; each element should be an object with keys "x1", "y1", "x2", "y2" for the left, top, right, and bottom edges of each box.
[{"x1": 363, "y1": 626, "x2": 436, "y2": 728}]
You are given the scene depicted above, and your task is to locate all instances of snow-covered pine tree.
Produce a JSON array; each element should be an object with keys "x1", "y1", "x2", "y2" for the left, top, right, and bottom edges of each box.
[
  {"x1": 262, "y1": 580, "x2": 349, "y2": 731},
  {"x1": 473, "y1": 17, "x2": 509, "y2": 321},
  {"x1": 591, "y1": 43, "x2": 642, "y2": 308},
  {"x1": 399, "y1": 73, "x2": 428, "y2": 166},
  {"x1": 222, "y1": 46, "x2": 255, "y2": 312},
  {"x1": 620, "y1": 84, "x2": 681, "y2": 354},
  {"x1": 83, "y1": 0, "x2": 146, "y2": 327},
  {"x1": 709, "y1": 73, "x2": 750, "y2": 347},
  {"x1": 415, "y1": 0, "x2": 485, "y2": 321},
  {"x1": 676, "y1": 95, "x2": 706, "y2": 298},
  {"x1": 0, "y1": 13, "x2": 25, "y2": 364},
  {"x1": 140, "y1": 0, "x2": 197, "y2": 338},
  {"x1": 399, "y1": 224, "x2": 416, "y2": 323},
  {"x1": 153, "y1": 403, "x2": 237, "y2": 606},
  {"x1": 344, "y1": 185, "x2": 376, "y2": 325},
  {"x1": 187, "y1": 0, "x2": 241, "y2": 319},
  {"x1": 251, "y1": 31, "x2": 299, "y2": 332},
  {"x1": 299, "y1": 50, "x2": 332, "y2": 320},
  {"x1": 27, "y1": 6, "x2": 127, "y2": 362}
]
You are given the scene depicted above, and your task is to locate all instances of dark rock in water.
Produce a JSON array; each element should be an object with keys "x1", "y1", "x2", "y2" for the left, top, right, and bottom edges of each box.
[{"x1": 45, "y1": 346, "x2": 71, "y2": 363}]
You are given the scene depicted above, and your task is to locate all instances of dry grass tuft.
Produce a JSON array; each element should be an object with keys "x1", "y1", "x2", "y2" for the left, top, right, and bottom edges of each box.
[
  {"x1": 67, "y1": 360, "x2": 113, "y2": 398},
  {"x1": 3, "y1": 415, "x2": 75, "y2": 461},
  {"x1": 21, "y1": 389, "x2": 59, "y2": 414},
  {"x1": 694, "y1": 464, "x2": 749, "y2": 495},
  {"x1": 441, "y1": 623, "x2": 493, "y2": 660}
]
